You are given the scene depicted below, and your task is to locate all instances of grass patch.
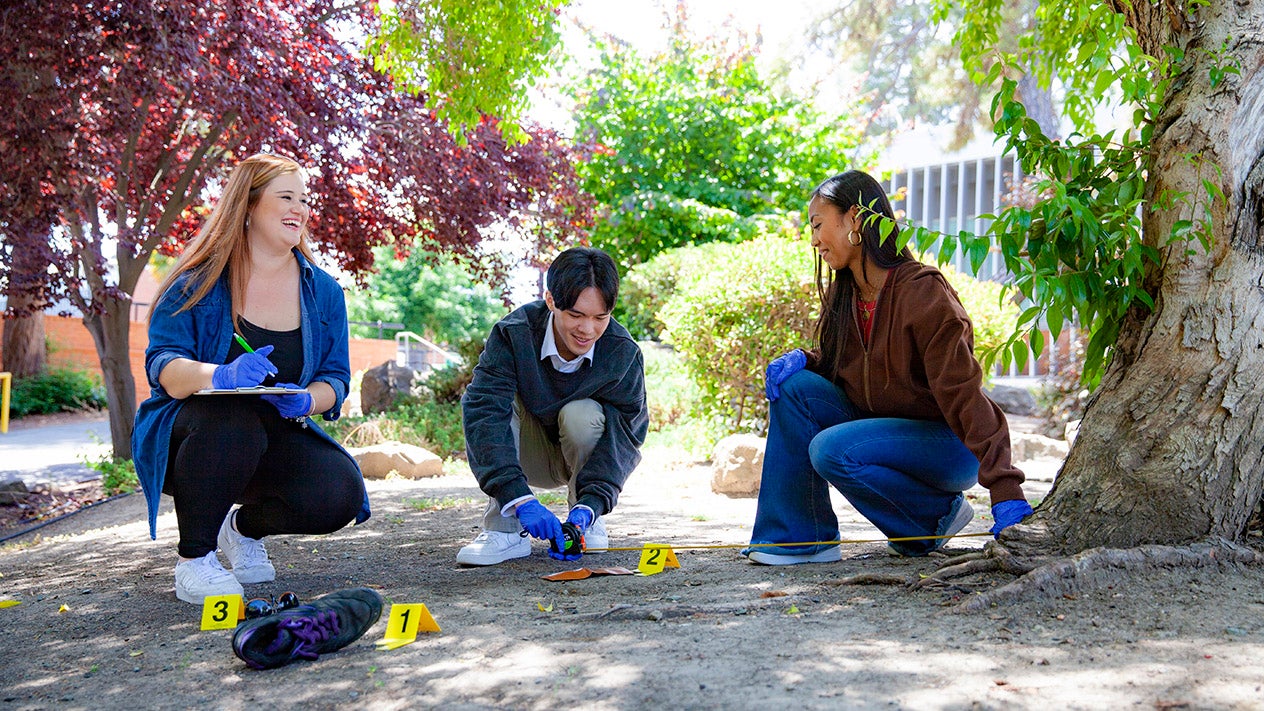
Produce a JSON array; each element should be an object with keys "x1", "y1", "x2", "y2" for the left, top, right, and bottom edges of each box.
[
  {"x1": 536, "y1": 491, "x2": 568, "y2": 506},
  {"x1": 403, "y1": 496, "x2": 480, "y2": 512}
]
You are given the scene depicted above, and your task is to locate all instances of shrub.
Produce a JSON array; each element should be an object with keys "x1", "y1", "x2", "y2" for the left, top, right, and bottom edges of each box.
[
  {"x1": 323, "y1": 398, "x2": 466, "y2": 460},
  {"x1": 10, "y1": 368, "x2": 107, "y2": 417},
  {"x1": 616, "y1": 242, "x2": 731, "y2": 341},
  {"x1": 938, "y1": 264, "x2": 1021, "y2": 370},
  {"x1": 88, "y1": 457, "x2": 139, "y2": 496},
  {"x1": 640, "y1": 342, "x2": 700, "y2": 432},
  {"x1": 658, "y1": 237, "x2": 818, "y2": 435}
]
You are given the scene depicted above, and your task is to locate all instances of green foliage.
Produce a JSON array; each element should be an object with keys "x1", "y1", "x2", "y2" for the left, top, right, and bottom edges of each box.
[
  {"x1": 913, "y1": 0, "x2": 1220, "y2": 386},
  {"x1": 10, "y1": 368, "x2": 106, "y2": 417},
  {"x1": 567, "y1": 24, "x2": 866, "y2": 266},
  {"x1": 86, "y1": 457, "x2": 139, "y2": 496},
  {"x1": 617, "y1": 241, "x2": 733, "y2": 340},
  {"x1": 346, "y1": 246, "x2": 508, "y2": 348},
  {"x1": 322, "y1": 398, "x2": 466, "y2": 461},
  {"x1": 640, "y1": 342, "x2": 700, "y2": 433},
  {"x1": 938, "y1": 264, "x2": 1021, "y2": 370},
  {"x1": 657, "y1": 238, "x2": 818, "y2": 434},
  {"x1": 368, "y1": 0, "x2": 567, "y2": 144},
  {"x1": 421, "y1": 338, "x2": 485, "y2": 404}
]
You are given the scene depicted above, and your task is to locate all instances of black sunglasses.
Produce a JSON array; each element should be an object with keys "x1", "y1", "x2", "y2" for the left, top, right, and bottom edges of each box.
[{"x1": 244, "y1": 591, "x2": 300, "y2": 619}]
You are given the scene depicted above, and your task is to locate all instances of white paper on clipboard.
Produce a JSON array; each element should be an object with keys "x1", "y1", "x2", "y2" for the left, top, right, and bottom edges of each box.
[{"x1": 194, "y1": 386, "x2": 297, "y2": 395}]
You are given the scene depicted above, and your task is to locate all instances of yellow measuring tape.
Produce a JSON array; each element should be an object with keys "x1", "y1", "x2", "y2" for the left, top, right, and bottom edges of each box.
[{"x1": 585, "y1": 531, "x2": 993, "y2": 553}]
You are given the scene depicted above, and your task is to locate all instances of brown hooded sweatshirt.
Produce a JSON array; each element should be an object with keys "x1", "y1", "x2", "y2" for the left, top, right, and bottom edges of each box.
[{"x1": 805, "y1": 260, "x2": 1026, "y2": 506}]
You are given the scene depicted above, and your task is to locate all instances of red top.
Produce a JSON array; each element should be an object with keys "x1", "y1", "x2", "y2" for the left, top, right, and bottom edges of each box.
[{"x1": 857, "y1": 298, "x2": 877, "y2": 345}]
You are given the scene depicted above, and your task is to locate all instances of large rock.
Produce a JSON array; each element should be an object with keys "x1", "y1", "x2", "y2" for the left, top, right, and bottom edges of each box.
[
  {"x1": 0, "y1": 478, "x2": 29, "y2": 505},
  {"x1": 985, "y1": 383, "x2": 1040, "y2": 417},
  {"x1": 359, "y1": 361, "x2": 417, "y2": 414},
  {"x1": 1011, "y1": 431, "x2": 1069, "y2": 462},
  {"x1": 348, "y1": 442, "x2": 445, "y2": 479},
  {"x1": 711, "y1": 433, "x2": 765, "y2": 497}
]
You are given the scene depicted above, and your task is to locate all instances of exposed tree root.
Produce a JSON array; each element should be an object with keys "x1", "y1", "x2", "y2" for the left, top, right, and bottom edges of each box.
[
  {"x1": 559, "y1": 596, "x2": 805, "y2": 622},
  {"x1": 822, "y1": 573, "x2": 909, "y2": 586},
  {"x1": 951, "y1": 538, "x2": 1264, "y2": 613},
  {"x1": 912, "y1": 546, "x2": 1038, "y2": 591}
]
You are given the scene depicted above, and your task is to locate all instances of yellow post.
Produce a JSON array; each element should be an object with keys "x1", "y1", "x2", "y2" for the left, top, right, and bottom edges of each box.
[{"x1": 0, "y1": 372, "x2": 9, "y2": 434}]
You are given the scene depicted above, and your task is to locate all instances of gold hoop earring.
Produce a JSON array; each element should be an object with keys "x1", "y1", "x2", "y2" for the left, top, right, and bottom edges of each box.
[{"x1": 848, "y1": 230, "x2": 862, "y2": 246}]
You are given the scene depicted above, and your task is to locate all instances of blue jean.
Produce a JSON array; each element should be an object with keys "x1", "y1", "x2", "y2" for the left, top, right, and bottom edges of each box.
[{"x1": 748, "y1": 369, "x2": 979, "y2": 557}]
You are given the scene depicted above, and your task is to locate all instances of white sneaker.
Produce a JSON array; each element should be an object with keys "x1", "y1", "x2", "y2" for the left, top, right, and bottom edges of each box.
[
  {"x1": 217, "y1": 510, "x2": 276, "y2": 584},
  {"x1": 746, "y1": 547, "x2": 842, "y2": 566},
  {"x1": 583, "y1": 517, "x2": 608, "y2": 553},
  {"x1": 456, "y1": 530, "x2": 531, "y2": 566},
  {"x1": 174, "y1": 551, "x2": 245, "y2": 604}
]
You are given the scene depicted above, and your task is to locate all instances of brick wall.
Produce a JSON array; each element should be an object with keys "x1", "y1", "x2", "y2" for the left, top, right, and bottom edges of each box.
[{"x1": 1, "y1": 315, "x2": 398, "y2": 409}]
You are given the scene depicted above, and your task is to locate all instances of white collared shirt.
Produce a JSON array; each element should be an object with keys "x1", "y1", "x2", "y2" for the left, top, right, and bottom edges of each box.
[{"x1": 540, "y1": 312, "x2": 594, "y2": 373}]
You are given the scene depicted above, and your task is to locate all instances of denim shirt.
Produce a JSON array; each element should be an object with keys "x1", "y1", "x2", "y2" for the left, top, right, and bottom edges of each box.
[{"x1": 131, "y1": 249, "x2": 370, "y2": 539}]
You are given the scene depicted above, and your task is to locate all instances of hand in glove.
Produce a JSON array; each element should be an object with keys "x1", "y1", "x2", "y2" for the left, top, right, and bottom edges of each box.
[
  {"x1": 548, "y1": 508, "x2": 594, "y2": 561},
  {"x1": 516, "y1": 499, "x2": 564, "y2": 550},
  {"x1": 261, "y1": 383, "x2": 313, "y2": 419},
  {"x1": 764, "y1": 349, "x2": 807, "y2": 402},
  {"x1": 990, "y1": 499, "x2": 1034, "y2": 537},
  {"x1": 211, "y1": 344, "x2": 277, "y2": 389}
]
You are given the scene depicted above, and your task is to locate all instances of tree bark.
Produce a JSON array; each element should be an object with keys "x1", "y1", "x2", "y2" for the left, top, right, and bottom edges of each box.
[
  {"x1": 1026, "y1": 2, "x2": 1264, "y2": 553},
  {"x1": 2, "y1": 221, "x2": 52, "y2": 378},
  {"x1": 81, "y1": 295, "x2": 136, "y2": 459},
  {"x1": 1, "y1": 307, "x2": 46, "y2": 379}
]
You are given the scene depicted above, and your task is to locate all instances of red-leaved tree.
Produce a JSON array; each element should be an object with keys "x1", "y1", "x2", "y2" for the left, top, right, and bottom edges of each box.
[{"x1": 0, "y1": 0, "x2": 591, "y2": 457}]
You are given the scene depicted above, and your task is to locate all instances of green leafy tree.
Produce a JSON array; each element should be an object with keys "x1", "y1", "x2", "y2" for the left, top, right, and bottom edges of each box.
[
  {"x1": 369, "y1": 0, "x2": 569, "y2": 144},
  {"x1": 567, "y1": 16, "x2": 868, "y2": 267},
  {"x1": 346, "y1": 247, "x2": 508, "y2": 348},
  {"x1": 894, "y1": 0, "x2": 1264, "y2": 590}
]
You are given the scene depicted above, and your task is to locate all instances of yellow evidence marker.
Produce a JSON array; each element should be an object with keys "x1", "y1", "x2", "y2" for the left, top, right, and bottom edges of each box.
[
  {"x1": 637, "y1": 543, "x2": 680, "y2": 576},
  {"x1": 200, "y1": 594, "x2": 244, "y2": 630},
  {"x1": 375, "y1": 603, "x2": 441, "y2": 651}
]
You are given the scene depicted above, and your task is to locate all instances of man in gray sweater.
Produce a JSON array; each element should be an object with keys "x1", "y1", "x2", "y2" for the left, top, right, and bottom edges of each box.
[{"x1": 457, "y1": 247, "x2": 649, "y2": 565}]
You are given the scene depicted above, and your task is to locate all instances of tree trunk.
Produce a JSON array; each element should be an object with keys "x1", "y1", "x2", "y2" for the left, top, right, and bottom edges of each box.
[
  {"x1": 1, "y1": 308, "x2": 45, "y2": 379},
  {"x1": 1030, "y1": 2, "x2": 1264, "y2": 553},
  {"x1": 82, "y1": 295, "x2": 136, "y2": 459},
  {"x1": 2, "y1": 224, "x2": 51, "y2": 378}
]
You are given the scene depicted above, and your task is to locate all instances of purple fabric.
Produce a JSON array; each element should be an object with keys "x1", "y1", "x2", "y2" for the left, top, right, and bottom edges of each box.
[{"x1": 263, "y1": 611, "x2": 341, "y2": 662}]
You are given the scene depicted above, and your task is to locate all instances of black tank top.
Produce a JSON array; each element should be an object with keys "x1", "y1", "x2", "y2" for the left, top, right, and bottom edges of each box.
[{"x1": 225, "y1": 317, "x2": 304, "y2": 385}]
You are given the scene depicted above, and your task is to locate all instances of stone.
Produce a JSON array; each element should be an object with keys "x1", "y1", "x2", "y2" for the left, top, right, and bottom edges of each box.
[
  {"x1": 1011, "y1": 431, "x2": 1069, "y2": 462},
  {"x1": 0, "y1": 478, "x2": 29, "y2": 505},
  {"x1": 348, "y1": 442, "x2": 444, "y2": 479},
  {"x1": 1064, "y1": 419, "x2": 1081, "y2": 445},
  {"x1": 359, "y1": 361, "x2": 417, "y2": 415},
  {"x1": 985, "y1": 383, "x2": 1040, "y2": 417},
  {"x1": 711, "y1": 433, "x2": 765, "y2": 497}
]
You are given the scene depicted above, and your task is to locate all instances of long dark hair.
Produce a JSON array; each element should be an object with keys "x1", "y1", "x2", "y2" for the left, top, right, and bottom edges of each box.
[{"x1": 812, "y1": 170, "x2": 916, "y2": 378}]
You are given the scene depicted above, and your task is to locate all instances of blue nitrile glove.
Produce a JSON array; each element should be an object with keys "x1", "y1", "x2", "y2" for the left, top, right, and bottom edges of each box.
[
  {"x1": 516, "y1": 499, "x2": 564, "y2": 548},
  {"x1": 765, "y1": 349, "x2": 807, "y2": 402},
  {"x1": 211, "y1": 344, "x2": 277, "y2": 389},
  {"x1": 261, "y1": 383, "x2": 313, "y2": 419},
  {"x1": 549, "y1": 507, "x2": 594, "y2": 561},
  {"x1": 566, "y1": 507, "x2": 593, "y2": 533},
  {"x1": 990, "y1": 499, "x2": 1034, "y2": 537}
]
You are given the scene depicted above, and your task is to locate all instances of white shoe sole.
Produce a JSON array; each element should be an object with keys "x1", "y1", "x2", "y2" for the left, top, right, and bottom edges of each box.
[{"x1": 746, "y1": 547, "x2": 842, "y2": 566}]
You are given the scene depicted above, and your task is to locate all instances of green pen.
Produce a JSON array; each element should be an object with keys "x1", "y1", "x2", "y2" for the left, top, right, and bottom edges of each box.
[{"x1": 233, "y1": 332, "x2": 255, "y2": 353}]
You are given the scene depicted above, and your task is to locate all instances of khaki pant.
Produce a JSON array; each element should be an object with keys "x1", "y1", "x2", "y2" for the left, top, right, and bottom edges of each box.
[{"x1": 481, "y1": 398, "x2": 605, "y2": 533}]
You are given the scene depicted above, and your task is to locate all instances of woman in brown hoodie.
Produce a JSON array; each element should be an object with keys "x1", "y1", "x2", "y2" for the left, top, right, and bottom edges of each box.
[{"x1": 745, "y1": 170, "x2": 1033, "y2": 564}]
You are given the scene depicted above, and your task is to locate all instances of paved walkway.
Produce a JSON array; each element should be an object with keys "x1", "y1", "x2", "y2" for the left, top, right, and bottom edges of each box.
[{"x1": 0, "y1": 414, "x2": 111, "y2": 489}]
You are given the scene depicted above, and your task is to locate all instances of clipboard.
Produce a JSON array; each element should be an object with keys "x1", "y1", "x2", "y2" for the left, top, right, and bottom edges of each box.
[{"x1": 194, "y1": 386, "x2": 296, "y2": 395}]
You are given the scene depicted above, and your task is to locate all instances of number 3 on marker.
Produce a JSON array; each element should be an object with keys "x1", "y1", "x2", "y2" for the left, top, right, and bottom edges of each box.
[{"x1": 200, "y1": 594, "x2": 243, "y2": 630}]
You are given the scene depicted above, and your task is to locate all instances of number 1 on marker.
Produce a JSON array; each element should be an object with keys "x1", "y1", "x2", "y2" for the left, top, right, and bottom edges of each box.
[{"x1": 376, "y1": 603, "x2": 440, "y2": 651}]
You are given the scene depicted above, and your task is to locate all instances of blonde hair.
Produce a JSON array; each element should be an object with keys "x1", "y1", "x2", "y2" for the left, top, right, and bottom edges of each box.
[{"x1": 152, "y1": 153, "x2": 316, "y2": 325}]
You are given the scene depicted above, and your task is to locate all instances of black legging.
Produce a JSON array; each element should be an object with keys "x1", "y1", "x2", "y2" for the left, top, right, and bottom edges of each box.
[{"x1": 163, "y1": 396, "x2": 365, "y2": 559}]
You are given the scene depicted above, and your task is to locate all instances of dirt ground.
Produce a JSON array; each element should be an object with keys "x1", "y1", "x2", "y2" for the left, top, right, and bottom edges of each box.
[{"x1": 3, "y1": 443, "x2": 1264, "y2": 710}]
